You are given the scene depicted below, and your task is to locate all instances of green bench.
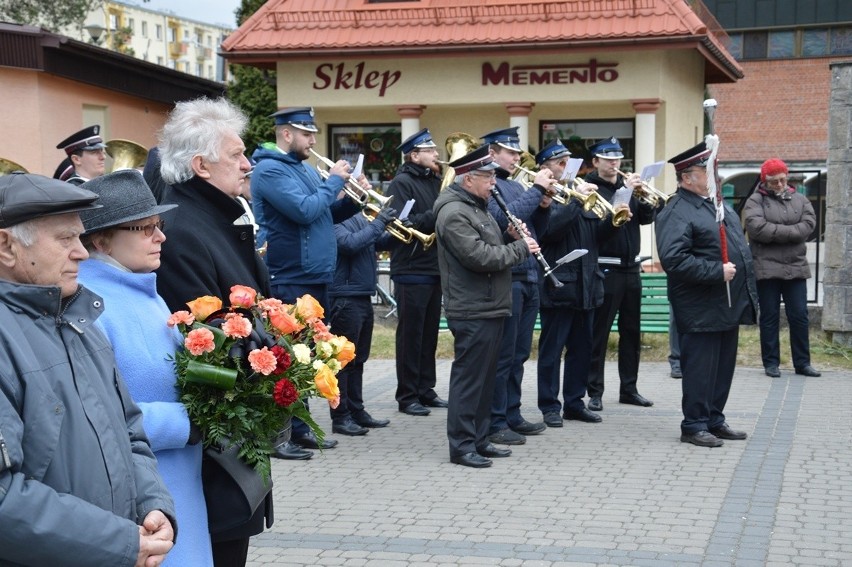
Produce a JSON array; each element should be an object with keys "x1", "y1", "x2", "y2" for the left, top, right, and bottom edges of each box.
[{"x1": 438, "y1": 272, "x2": 670, "y2": 334}]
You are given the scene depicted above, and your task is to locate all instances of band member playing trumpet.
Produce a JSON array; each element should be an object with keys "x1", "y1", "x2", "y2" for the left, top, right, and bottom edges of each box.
[
  {"x1": 585, "y1": 137, "x2": 660, "y2": 413},
  {"x1": 481, "y1": 127, "x2": 553, "y2": 446},
  {"x1": 251, "y1": 106, "x2": 363, "y2": 459},
  {"x1": 385, "y1": 128, "x2": 448, "y2": 417},
  {"x1": 536, "y1": 139, "x2": 632, "y2": 428},
  {"x1": 54, "y1": 125, "x2": 107, "y2": 185}
]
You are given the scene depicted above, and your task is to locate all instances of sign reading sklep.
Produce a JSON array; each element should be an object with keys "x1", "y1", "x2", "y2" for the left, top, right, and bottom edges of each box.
[{"x1": 314, "y1": 62, "x2": 401, "y2": 97}]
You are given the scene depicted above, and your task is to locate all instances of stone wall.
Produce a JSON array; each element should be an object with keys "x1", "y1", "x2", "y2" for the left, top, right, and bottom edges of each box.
[{"x1": 822, "y1": 61, "x2": 852, "y2": 346}]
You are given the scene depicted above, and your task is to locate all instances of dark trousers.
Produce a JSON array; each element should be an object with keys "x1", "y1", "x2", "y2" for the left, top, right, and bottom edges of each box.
[
  {"x1": 680, "y1": 327, "x2": 739, "y2": 434},
  {"x1": 270, "y1": 282, "x2": 330, "y2": 437},
  {"x1": 328, "y1": 296, "x2": 373, "y2": 422},
  {"x1": 446, "y1": 317, "x2": 504, "y2": 457},
  {"x1": 537, "y1": 307, "x2": 594, "y2": 415},
  {"x1": 757, "y1": 278, "x2": 811, "y2": 370},
  {"x1": 394, "y1": 282, "x2": 442, "y2": 408},
  {"x1": 211, "y1": 537, "x2": 249, "y2": 567},
  {"x1": 668, "y1": 311, "x2": 681, "y2": 372},
  {"x1": 588, "y1": 269, "x2": 641, "y2": 397},
  {"x1": 489, "y1": 280, "x2": 539, "y2": 433}
]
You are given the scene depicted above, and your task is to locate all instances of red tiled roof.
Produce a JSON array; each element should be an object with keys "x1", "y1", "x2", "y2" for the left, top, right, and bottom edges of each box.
[{"x1": 222, "y1": 0, "x2": 741, "y2": 82}]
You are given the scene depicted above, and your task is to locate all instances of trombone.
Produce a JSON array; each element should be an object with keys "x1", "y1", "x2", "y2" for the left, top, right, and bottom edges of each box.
[
  {"x1": 308, "y1": 148, "x2": 435, "y2": 250},
  {"x1": 614, "y1": 167, "x2": 671, "y2": 207}
]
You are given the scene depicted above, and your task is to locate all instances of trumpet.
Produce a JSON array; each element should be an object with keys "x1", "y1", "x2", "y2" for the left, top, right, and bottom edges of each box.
[
  {"x1": 309, "y1": 149, "x2": 435, "y2": 249},
  {"x1": 614, "y1": 168, "x2": 671, "y2": 207},
  {"x1": 513, "y1": 165, "x2": 603, "y2": 217}
]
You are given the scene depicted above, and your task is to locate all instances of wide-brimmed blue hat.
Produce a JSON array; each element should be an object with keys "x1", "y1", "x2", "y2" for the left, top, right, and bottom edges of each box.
[
  {"x1": 590, "y1": 137, "x2": 624, "y2": 159},
  {"x1": 269, "y1": 107, "x2": 318, "y2": 132},
  {"x1": 535, "y1": 139, "x2": 572, "y2": 165},
  {"x1": 397, "y1": 128, "x2": 437, "y2": 154}
]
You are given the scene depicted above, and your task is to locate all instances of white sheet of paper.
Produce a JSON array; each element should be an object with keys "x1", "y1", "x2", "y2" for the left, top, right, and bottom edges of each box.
[
  {"x1": 351, "y1": 154, "x2": 364, "y2": 178},
  {"x1": 612, "y1": 186, "x2": 633, "y2": 207},
  {"x1": 640, "y1": 160, "x2": 665, "y2": 181},
  {"x1": 555, "y1": 248, "x2": 588, "y2": 266},
  {"x1": 398, "y1": 199, "x2": 415, "y2": 220},
  {"x1": 561, "y1": 158, "x2": 584, "y2": 182}
]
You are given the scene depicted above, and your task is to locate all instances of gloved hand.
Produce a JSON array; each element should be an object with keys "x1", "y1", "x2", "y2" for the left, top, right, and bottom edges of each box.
[
  {"x1": 187, "y1": 421, "x2": 203, "y2": 446},
  {"x1": 375, "y1": 206, "x2": 399, "y2": 226}
]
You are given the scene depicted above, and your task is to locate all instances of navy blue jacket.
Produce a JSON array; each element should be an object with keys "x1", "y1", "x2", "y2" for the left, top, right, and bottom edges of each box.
[{"x1": 330, "y1": 214, "x2": 393, "y2": 298}]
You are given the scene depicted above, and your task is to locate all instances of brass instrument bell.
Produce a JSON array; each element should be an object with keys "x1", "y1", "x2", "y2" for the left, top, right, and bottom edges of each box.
[
  {"x1": 0, "y1": 158, "x2": 28, "y2": 176},
  {"x1": 106, "y1": 139, "x2": 149, "y2": 172}
]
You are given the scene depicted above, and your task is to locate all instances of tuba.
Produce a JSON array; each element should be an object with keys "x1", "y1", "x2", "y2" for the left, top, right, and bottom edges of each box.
[
  {"x1": 439, "y1": 132, "x2": 479, "y2": 190},
  {"x1": 0, "y1": 157, "x2": 28, "y2": 175},
  {"x1": 106, "y1": 139, "x2": 149, "y2": 172}
]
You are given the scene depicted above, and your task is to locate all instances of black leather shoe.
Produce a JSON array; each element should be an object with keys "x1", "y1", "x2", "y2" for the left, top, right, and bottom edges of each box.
[
  {"x1": 292, "y1": 431, "x2": 338, "y2": 450},
  {"x1": 563, "y1": 407, "x2": 602, "y2": 423},
  {"x1": 765, "y1": 366, "x2": 781, "y2": 378},
  {"x1": 543, "y1": 412, "x2": 563, "y2": 428},
  {"x1": 510, "y1": 419, "x2": 546, "y2": 435},
  {"x1": 709, "y1": 423, "x2": 748, "y2": 440},
  {"x1": 477, "y1": 443, "x2": 511, "y2": 458},
  {"x1": 332, "y1": 418, "x2": 369, "y2": 436},
  {"x1": 670, "y1": 367, "x2": 683, "y2": 379},
  {"x1": 488, "y1": 428, "x2": 526, "y2": 445},
  {"x1": 400, "y1": 402, "x2": 431, "y2": 416},
  {"x1": 271, "y1": 441, "x2": 313, "y2": 460},
  {"x1": 587, "y1": 397, "x2": 603, "y2": 411},
  {"x1": 795, "y1": 365, "x2": 821, "y2": 377},
  {"x1": 680, "y1": 431, "x2": 724, "y2": 447},
  {"x1": 352, "y1": 411, "x2": 390, "y2": 428},
  {"x1": 450, "y1": 452, "x2": 492, "y2": 468},
  {"x1": 422, "y1": 396, "x2": 449, "y2": 408},
  {"x1": 619, "y1": 392, "x2": 654, "y2": 407}
]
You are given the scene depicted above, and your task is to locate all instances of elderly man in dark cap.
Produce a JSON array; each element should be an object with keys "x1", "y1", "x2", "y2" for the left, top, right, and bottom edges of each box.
[
  {"x1": 655, "y1": 142, "x2": 758, "y2": 448},
  {"x1": 0, "y1": 173, "x2": 176, "y2": 566},
  {"x1": 54, "y1": 125, "x2": 108, "y2": 185},
  {"x1": 433, "y1": 145, "x2": 539, "y2": 468}
]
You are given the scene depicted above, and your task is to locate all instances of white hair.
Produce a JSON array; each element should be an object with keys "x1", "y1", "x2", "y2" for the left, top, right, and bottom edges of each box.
[
  {"x1": 158, "y1": 97, "x2": 248, "y2": 185},
  {"x1": 6, "y1": 219, "x2": 39, "y2": 247},
  {"x1": 454, "y1": 174, "x2": 467, "y2": 185}
]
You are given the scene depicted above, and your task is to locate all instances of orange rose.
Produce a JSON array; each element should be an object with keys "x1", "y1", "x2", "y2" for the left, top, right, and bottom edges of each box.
[
  {"x1": 186, "y1": 296, "x2": 223, "y2": 322},
  {"x1": 229, "y1": 285, "x2": 258, "y2": 308},
  {"x1": 336, "y1": 339, "x2": 356, "y2": 369},
  {"x1": 269, "y1": 308, "x2": 304, "y2": 335},
  {"x1": 314, "y1": 363, "x2": 339, "y2": 402},
  {"x1": 295, "y1": 294, "x2": 324, "y2": 322}
]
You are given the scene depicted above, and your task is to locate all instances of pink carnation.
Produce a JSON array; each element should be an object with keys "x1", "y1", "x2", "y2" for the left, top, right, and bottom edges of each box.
[
  {"x1": 311, "y1": 319, "x2": 334, "y2": 342},
  {"x1": 185, "y1": 328, "x2": 215, "y2": 356},
  {"x1": 221, "y1": 313, "x2": 253, "y2": 338},
  {"x1": 257, "y1": 297, "x2": 284, "y2": 314},
  {"x1": 248, "y1": 347, "x2": 277, "y2": 375},
  {"x1": 167, "y1": 310, "x2": 195, "y2": 327}
]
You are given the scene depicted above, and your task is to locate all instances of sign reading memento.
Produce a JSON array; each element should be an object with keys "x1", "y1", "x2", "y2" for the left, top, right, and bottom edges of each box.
[{"x1": 482, "y1": 59, "x2": 619, "y2": 86}]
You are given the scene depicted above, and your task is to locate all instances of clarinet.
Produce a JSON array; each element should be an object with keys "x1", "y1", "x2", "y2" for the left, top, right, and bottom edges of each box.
[{"x1": 490, "y1": 186, "x2": 563, "y2": 288}]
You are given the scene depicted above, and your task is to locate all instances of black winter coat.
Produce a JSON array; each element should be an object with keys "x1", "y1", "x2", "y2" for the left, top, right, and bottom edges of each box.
[
  {"x1": 655, "y1": 187, "x2": 758, "y2": 333},
  {"x1": 385, "y1": 162, "x2": 440, "y2": 277}
]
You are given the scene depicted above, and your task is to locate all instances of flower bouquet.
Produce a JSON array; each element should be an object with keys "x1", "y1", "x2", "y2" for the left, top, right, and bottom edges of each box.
[{"x1": 168, "y1": 286, "x2": 355, "y2": 481}]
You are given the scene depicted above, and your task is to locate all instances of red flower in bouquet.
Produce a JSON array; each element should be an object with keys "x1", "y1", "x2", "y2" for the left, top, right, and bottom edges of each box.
[{"x1": 170, "y1": 286, "x2": 356, "y2": 481}]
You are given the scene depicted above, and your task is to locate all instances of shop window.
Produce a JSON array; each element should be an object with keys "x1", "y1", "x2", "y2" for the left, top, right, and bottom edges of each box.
[
  {"x1": 802, "y1": 29, "x2": 829, "y2": 56},
  {"x1": 768, "y1": 31, "x2": 795, "y2": 58},
  {"x1": 830, "y1": 27, "x2": 852, "y2": 55},
  {"x1": 539, "y1": 120, "x2": 634, "y2": 177},
  {"x1": 328, "y1": 125, "x2": 402, "y2": 184},
  {"x1": 742, "y1": 32, "x2": 768, "y2": 59}
]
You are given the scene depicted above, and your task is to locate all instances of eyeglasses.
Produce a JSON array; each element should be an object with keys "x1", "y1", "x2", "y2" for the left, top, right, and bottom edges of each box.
[
  {"x1": 115, "y1": 220, "x2": 165, "y2": 237},
  {"x1": 765, "y1": 176, "x2": 788, "y2": 186},
  {"x1": 470, "y1": 172, "x2": 497, "y2": 180}
]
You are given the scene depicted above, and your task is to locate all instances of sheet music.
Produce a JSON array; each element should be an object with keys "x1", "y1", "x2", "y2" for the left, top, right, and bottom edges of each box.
[
  {"x1": 640, "y1": 160, "x2": 665, "y2": 182},
  {"x1": 555, "y1": 248, "x2": 588, "y2": 266},
  {"x1": 351, "y1": 154, "x2": 364, "y2": 178},
  {"x1": 561, "y1": 158, "x2": 584, "y2": 182},
  {"x1": 398, "y1": 199, "x2": 415, "y2": 220}
]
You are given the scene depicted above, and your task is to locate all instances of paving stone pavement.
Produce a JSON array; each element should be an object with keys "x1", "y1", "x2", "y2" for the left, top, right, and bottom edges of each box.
[{"x1": 247, "y1": 359, "x2": 852, "y2": 566}]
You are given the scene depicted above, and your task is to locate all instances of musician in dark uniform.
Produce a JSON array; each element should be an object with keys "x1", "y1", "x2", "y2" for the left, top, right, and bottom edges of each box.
[
  {"x1": 482, "y1": 127, "x2": 552, "y2": 446},
  {"x1": 433, "y1": 145, "x2": 537, "y2": 468},
  {"x1": 54, "y1": 126, "x2": 107, "y2": 185},
  {"x1": 385, "y1": 128, "x2": 447, "y2": 417},
  {"x1": 655, "y1": 141, "x2": 758, "y2": 447},
  {"x1": 585, "y1": 137, "x2": 658, "y2": 412},
  {"x1": 536, "y1": 151, "x2": 630, "y2": 428}
]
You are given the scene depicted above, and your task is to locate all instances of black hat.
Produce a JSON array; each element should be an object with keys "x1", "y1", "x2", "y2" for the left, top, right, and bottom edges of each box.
[
  {"x1": 481, "y1": 127, "x2": 521, "y2": 152},
  {"x1": 269, "y1": 107, "x2": 318, "y2": 132},
  {"x1": 668, "y1": 141, "x2": 711, "y2": 172},
  {"x1": 53, "y1": 156, "x2": 75, "y2": 181},
  {"x1": 589, "y1": 137, "x2": 624, "y2": 159},
  {"x1": 0, "y1": 173, "x2": 101, "y2": 228},
  {"x1": 397, "y1": 128, "x2": 437, "y2": 154},
  {"x1": 57, "y1": 125, "x2": 106, "y2": 156},
  {"x1": 535, "y1": 139, "x2": 572, "y2": 165},
  {"x1": 449, "y1": 145, "x2": 499, "y2": 175},
  {"x1": 79, "y1": 170, "x2": 177, "y2": 234}
]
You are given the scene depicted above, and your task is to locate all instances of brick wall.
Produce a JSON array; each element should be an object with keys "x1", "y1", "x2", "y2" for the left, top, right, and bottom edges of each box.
[{"x1": 709, "y1": 58, "x2": 833, "y2": 163}]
